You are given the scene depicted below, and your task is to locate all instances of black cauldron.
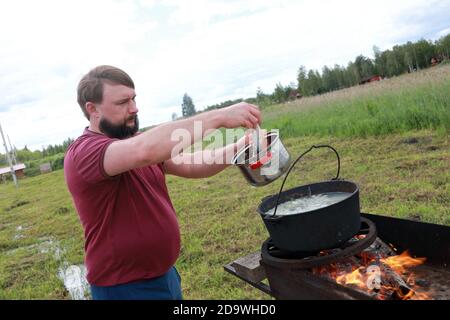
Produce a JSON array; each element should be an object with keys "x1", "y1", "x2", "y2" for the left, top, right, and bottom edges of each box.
[{"x1": 257, "y1": 145, "x2": 361, "y2": 253}]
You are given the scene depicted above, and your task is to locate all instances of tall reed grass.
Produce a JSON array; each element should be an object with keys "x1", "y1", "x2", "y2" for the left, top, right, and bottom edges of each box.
[{"x1": 263, "y1": 66, "x2": 450, "y2": 138}]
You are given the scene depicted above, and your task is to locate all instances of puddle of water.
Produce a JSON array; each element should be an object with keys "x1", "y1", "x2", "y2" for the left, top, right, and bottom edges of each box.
[
  {"x1": 58, "y1": 264, "x2": 90, "y2": 300},
  {"x1": 37, "y1": 238, "x2": 63, "y2": 260},
  {"x1": 6, "y1": 237, "x2": 59, "y2": 257},
  {"x1": 13, "y1": 225, "x2": 28, "y2": 240},
  {"x1": 5, "y1": 234, "x2": 90, "y2": 300}
]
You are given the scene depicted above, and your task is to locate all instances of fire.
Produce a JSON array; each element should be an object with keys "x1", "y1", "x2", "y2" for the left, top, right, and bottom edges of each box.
[
  {"x1": 336, "y1": 267, "x2": 366, "y2": 288},
  {"x1": 313, "y1": 249, "x2": 430, "y2": 300},
  {"x1": 381, "y1": 251, "x2": 426, "y2": 274}
]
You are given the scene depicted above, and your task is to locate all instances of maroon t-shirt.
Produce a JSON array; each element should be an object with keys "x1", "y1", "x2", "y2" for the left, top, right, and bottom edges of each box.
[{"x1": 64, "y1": 128, "x2": 180, "y2": 286}]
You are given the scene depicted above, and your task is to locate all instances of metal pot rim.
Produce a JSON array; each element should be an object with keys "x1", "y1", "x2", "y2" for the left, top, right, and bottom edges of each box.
[
  {"x1": 257, "y1": 180, "x2": 360, "y2": 218},
  {"x1": 231, "y1": 130, "x2": 280, "y2": 165}
]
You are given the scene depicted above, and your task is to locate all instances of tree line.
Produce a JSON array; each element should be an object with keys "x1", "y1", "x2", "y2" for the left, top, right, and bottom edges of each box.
[
  {"x1": 297, "y1": 36, "x2": 449, "y2": 97},
  {"x1": 178, "y1": 34, "x2": 450, "y2": 115},
  {"x1": 0, "y1": 137, "x2": 74, "y2": 175}
]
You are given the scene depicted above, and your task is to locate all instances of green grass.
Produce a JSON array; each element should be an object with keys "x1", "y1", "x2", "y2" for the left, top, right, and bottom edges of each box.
[
  {"x1": 261, "y1": 64, "x2": 450, "y2": 138},
  {"x1": 0, "y1": 131, "x2": 448, "y2": 299},
  {"x1": 263, "y1": 77, "x2": 450, "y2": 138},
  {"x1": 0, "y1": 65, "x2": 449, "y2": 299}
]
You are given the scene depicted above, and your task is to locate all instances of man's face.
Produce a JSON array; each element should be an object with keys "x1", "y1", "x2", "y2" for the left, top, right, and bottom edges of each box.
[{"x1": 96, "y1": 83, "x2": 139, "y2": 139}]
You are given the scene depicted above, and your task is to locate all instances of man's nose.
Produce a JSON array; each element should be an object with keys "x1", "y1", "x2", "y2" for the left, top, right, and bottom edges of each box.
[{"x1": 129, "y1": 102, "x2": 138, "y2": 114}]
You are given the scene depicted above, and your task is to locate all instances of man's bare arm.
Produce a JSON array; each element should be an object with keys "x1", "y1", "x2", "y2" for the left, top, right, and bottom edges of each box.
[
  {"x1": 103, "y1": 103, "x2": 261, "y2": 177},
  {"x1": 162, "y1": 134, "x2": 250, "y2": 178}
]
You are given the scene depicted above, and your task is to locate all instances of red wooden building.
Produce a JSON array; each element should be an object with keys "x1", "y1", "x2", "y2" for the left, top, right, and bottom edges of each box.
[{"x1": 0, "y1": 163, "x2": 26, "y2": 179}]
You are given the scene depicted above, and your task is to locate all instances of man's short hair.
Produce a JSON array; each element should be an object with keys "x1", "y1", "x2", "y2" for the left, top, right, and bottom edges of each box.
[{"x1": 77, "y1": 65, "x2": 135, "y2": 120}]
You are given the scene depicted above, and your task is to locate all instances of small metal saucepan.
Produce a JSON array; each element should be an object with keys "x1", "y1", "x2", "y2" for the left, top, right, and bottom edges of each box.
[{"x1": 231, "y1": 130, "x2": 291, "y2": 187}]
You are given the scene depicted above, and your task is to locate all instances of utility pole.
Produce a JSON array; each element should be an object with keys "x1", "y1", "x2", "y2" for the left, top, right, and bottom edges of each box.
[
  {"x1": 7, "y1": 134, "x2": 17, "y2": 165},
  {"x1": 0, "y1": 122, "x2": 18, "y2": 188}
]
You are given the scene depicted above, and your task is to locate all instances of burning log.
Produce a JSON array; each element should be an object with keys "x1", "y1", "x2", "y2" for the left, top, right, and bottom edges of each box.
[
  {"x1": 357, "y1": 237, "x2": 397, "y2": 263},
  {"x1": 358, "y1": 238, "x2": 415, "y2": 299},
  {"x1": 373, "y1": 261, "x2": 413, "y2": 300},
  {"x1": 313, "y1": 256, "x2": 360, "y2": 280},
  {"x1": 312, "y1": 237, "x2": 427, "y2": 300}
]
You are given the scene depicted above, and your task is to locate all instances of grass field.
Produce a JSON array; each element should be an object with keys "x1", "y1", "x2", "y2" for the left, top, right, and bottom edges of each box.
[
  {"x1": 263, "y1": 65, "x2": 450, "y2": 138},
  {"x1": 0, "y1": 65, "x2": 449, "y2": 299}
]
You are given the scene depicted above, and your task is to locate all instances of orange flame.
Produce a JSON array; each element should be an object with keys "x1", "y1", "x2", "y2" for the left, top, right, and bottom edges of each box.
[
  {"x1": 336, "y1": 267, "x2": 366, "y2": 288},
  {"x1": 381, "y1": 251, "x2": 426, "y2": 274},
  {"x1": 313, "y1": 250, "x2": 430, "y2": 300}
]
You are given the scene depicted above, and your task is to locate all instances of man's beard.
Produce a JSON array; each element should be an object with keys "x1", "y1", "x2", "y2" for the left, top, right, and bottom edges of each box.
[{"x1": 99, "y1": 115, "x2": 139, "y2": 139}]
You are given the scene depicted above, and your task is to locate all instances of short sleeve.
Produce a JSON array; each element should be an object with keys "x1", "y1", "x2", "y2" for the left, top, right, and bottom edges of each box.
[
  {"x1": 158, "y1": 162, "x2": 166, "y2": 175},
  {"x1": 72, "y1": 135, "x2": 119, "y2": 184}
]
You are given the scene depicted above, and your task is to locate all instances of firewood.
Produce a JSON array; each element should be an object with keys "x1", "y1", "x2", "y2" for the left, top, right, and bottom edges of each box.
[
  {"x1": 376, "y1": 261, "x2": 413, "y2": 299},
  {"x1": 311, "y1": 236, "x2": 421, "y2": 300},
  {"x1": 357, "y1": 237, "x2": 397, "y2": 262}
]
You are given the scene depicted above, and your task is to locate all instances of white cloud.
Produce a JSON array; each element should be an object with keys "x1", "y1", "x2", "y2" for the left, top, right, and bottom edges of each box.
[
  {"x1": 0, "y1": 0, "x2": 448, "y2": 151},
  {"x1": 435, "y1": 27, "x2": 450, "y2": 39},
  {"x1": 163, "y1": 0, "x2": 284, "y2": 27}
]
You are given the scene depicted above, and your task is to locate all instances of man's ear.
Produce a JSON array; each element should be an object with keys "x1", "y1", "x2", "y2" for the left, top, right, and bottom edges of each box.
[{"x1": 85, "y1": 102, "x2": 99, "y2": 119}]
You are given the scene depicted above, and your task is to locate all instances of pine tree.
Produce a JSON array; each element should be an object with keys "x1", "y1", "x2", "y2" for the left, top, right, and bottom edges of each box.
[
  {"x1": 297, "y1": 66, "x2": 307, "y2": 95},
  {"x1": 181, "y1": 93, "x2": 196, "y2": 117}
]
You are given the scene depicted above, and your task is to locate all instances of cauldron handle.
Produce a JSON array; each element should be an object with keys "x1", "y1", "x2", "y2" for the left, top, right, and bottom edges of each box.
[{"x1": 270, "y1": 144, "x2": 340, "y2": 218}]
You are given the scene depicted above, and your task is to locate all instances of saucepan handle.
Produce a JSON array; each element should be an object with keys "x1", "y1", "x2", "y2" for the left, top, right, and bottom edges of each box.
[{"x1": 269, "y1": 144, "x2": 340, "y2": 218}]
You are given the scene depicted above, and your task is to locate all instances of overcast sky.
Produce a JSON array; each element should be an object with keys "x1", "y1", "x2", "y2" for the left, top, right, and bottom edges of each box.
[{"x1": 0, "y1": 0, "x2": 449, "y2": 151}]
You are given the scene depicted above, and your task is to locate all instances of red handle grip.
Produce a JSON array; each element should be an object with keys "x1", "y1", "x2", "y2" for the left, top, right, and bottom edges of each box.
[{"x1": 250, "y1": 152, "x2": 273, "y2": 170}]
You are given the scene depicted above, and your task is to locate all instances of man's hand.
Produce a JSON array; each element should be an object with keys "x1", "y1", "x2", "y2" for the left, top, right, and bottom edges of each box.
[{"x1": 217, "y1": 102, "x2": 262, "y2": 129}]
